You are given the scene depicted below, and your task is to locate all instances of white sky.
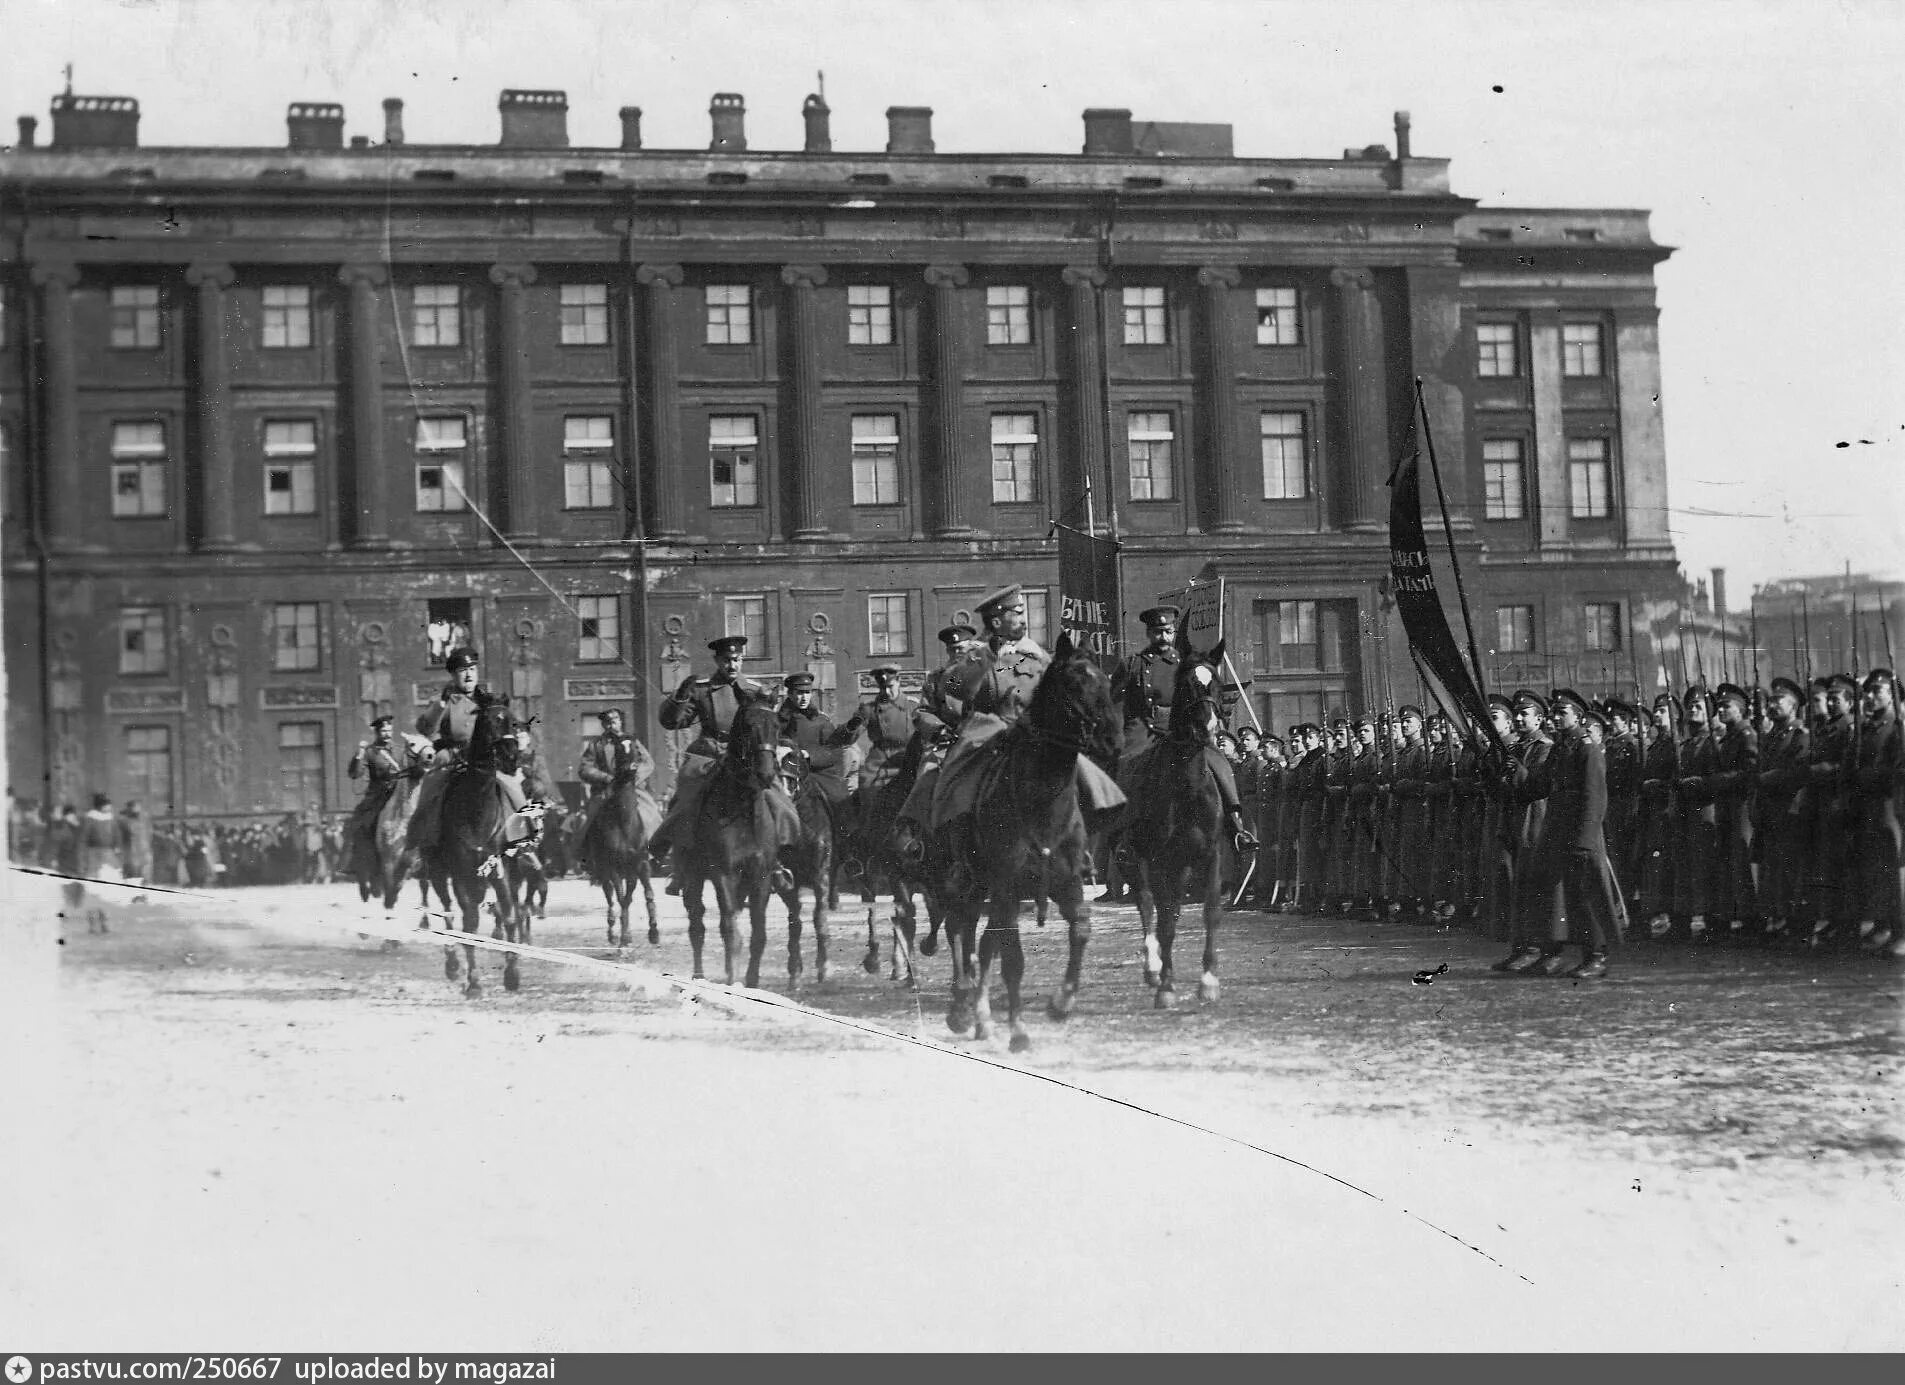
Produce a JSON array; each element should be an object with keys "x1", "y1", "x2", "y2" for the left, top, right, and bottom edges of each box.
[{"x1": 6, "y1": 0, "x2": 1902, "y2": 602}]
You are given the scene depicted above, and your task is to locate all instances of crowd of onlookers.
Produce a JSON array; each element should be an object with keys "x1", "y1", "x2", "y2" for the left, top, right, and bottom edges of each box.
[{"x1": 7, "y1": 790, "x2": 349, "y2": 888}]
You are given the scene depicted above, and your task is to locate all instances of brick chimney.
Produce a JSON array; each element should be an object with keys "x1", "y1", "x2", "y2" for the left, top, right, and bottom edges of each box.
[
  {"x1": 1394, "y1": 110, "x2": 1412, "y2": 159},
  {"x1": 802, "y1": 93, "x2": 831, "y2": 153},
  {"x1": 50, "y1": 94, "x2": 139, "y2": 149},
  {"x1": 618, "y1": 106, "x2": 643, "y2": 151},
  {"x1": 709, "y1": 93, "x2": 746, "y2": 151},
  {"x1": 499, "y1": 89, "x2": 568, "y2": 148},
  {"x1": 382, "y1": 98, "x2": 404, "y2": 146},
  {"x1": 1082, "y1": 108, "x2": 1133, "y2": 155},
  {"x1": 286, "y1": 102, "x2": 344, "y2": 151},
  {"x1": 16, "y1": 115, "x2": 37, "y2": 148},
  {"x1": 885, "y1": 106, "x2": 933, "y2": 153},
  {"x1": 1711, "y1": 567, "x2": 1728, "y2": 618}
]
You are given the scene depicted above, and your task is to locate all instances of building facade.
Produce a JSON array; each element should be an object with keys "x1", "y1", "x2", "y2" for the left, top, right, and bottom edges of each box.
[{"x1": 1, "y1": 88, "x2": 1680, "y2": 819}]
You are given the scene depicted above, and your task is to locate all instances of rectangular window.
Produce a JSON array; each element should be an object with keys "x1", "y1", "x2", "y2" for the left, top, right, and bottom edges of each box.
[
  {"x1": 562, "y1": 415, "x2": 616, "y2": 510},
  {"x1": 1278, "y1": 600, "x2": 1319, "y2": 669},
  {"x1": 277, "y1": 722, "x2": 326, "y2": 813},
  {"x1": 411, "y1": 284, "x2": 461, "y2": 347},
  {"x1": 1476, "y1": 322, "x2": 1518, "y2": 378},
  {"x1": 576, "y1": 595, "x2": 621, "y2": 662},
  {"x1": 425, "y1": 598, "x2": 473, "y2": 667},
  {"x1": 709, "y1": 415, "x2": 760, "y2": 507},
  {"x1": 1562, "y1": 321, "x2": 1604, "y2": 377},
  {"x1": 261, "y1": 286, "x2": 312, "y2": 349},
  {"x1": 1023, "y1": 588, "x2": 1051, "y2": 650},
  {"x1": 1481, "y1": 439, "x2": 1526, "y2": 520},
  {"x1": 414, "y1": 416, "x2": 468, "y2": 512},
  {"x1": 1122, "y1": 286, "x2": 1167, "y2": 345},
  {"x1": 110, "y1": 421, "x2": 168, "y2": 518},
  {"x1": 1568, "y1": 438, "x2": 1611, "y2": 518},
  {"x1": 559, "y1": 283, "x2": 610, "y2": 346},
  {"x1": 1584, "y1": 602, "x2": 1622, "y2": 653},
  {"x1": 272, "y1": 602, "x2": 322, "y2": 672},
  {"x1": 262, "y1": 419, "x2": 318, "y2": 515},
  {"x1": 1127, "y1": 412, "x2": 1175, "y2": 501},
  {"x1": 990, "y1": 413, "x2": 1039, "y2": 504},
  {"x1": 850, "y1": 413, "x2": 901, "y2": 506},
  {"x1": 110, "y1": 286, "x2": 161, "y2": 349},
  {"x1": 119, "y1": 606, "x2": 168, "y2": 675},
  {"x1": 847, "y1": 285, "x2": 894, "y2": 345},
  {"x1": 1496, "y1": 605, "x2": 1535, "y2": 654},
  {"x1": 125, "y1": 725, "x2": 174, "y2": 815},
  {"x1": 725, "y1": 595, "x2": 768, "y2": 654},
  {"x1": 867, "y1": 593, "x2": 910, "y2": 657},
  {"x1": 986, "y1": 285, "x2": 1031, "y2": 345},
  {"x1": 1259, "y1": 412, "x2": 1308, "y2": 499},
  {"x1": 1255, "y1": 287, "x2": 1300, "y2": 346},
  {"x1": 705, "y1": 284, "x2": 752, "y2": 344}
]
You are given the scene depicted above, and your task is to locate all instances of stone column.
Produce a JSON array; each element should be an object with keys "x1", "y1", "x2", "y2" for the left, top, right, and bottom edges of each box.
[
  {"x1": 1197, "y1": 264, "x2": 1245, "y2": 533},
  {"x1": 922, "y1": 263, "x2": 973, "y2": 538},
  {"x1": 1062, "y1": 264, "x2": 1108, "y2": 522},
  {"x1": 185, "y1": 261, "x2": 240, "y2": 552},
  {"x1": 488, "y1": 262, "x2": 538, "y2": 540},
  {"x1": 337, "y1": 264, "x2": 391, "y2": 549},
  {"x1": 635, "y1": 263, "x2": 686, "y2": 540},
  {"x1": 781, "y1": 263, "x2": 830, "y2": 541},
  {"x1": 30, "y1": 261, "x2": 85, "y2": 553},
  {"x1": 1329, "y1": 266, "x2": 1391, "y2": 532}
]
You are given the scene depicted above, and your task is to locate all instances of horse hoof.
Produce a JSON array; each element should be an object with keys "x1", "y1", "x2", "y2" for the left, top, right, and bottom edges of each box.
[
  {"x1": 744, "y1": 972, "x2": 760, "y2": 990},
  {"x1": 504, "y1": 966, "x2": 520, "y2": 993},
  {"x1": 816, "y1": 963, "x2": 829, "y2": 986},
  {"x1": 1009, "y1": 1031, "x2": 1032, "y2": 1054},
  {"x1": 463, "y1": 982, "x2": 481, "y2": 999},
  {"x1": 444, "y1": 955, "x2": 460, "y2": 980},
  {"x1": 1049, "y1": 985, "x2": 1079, "y2": 1021},
  {"x1": 1154, "y1": 986, "x2": 1178, "y2": 1011},
  {"x1": 490, "y1": 926, "x2": 504, "y2": 941},
  {"x1": 1142, "y1": 969, "x2": 1160, "y2": 989},
  {"x1": 648, "y1": 929, "x2": 660, "y2": 946},
  {"x1": 918, "y1": 935, "x2": 939, "y2": 958},
  {"x1": 946, "y1": 1005, "x2": 973, "y2": 1036},
  {"x1": 1198, "y1": 977, "x2": 1220, "y2": 1004},
  {"x1": 381, "y1": 939, "x2": 402, "y2": 952},
  {"x1": 861, "y1": 951, "x2": 880, "y2": 975}
]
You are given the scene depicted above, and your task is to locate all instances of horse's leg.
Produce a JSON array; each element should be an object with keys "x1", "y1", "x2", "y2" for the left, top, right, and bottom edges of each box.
[
  {"x1": 498, "y1": 876, "x2": 522, "y2": 993},
  {"x1": 1137, "y1": 854, "x2": 1162, "y2": 987},
  {"x1": 920, "y1": 883, "x2": 943, "y2": 956},
  {"x1": 454, "y1": 876, "x2": 482, "y2": 998},
  {"x1": 1049, "y1": 869, "x2": 1091, "y2": 1024},
  {"x1": 685, "y1": 874, "x2": 709, "y2": 980},
  {"x1": 996, "y1": 895, "x2": 1032, "y2": 1054},
  {"x1": 711, "y1": 874, "x2": 742, "y2": 987},
  {"x1": 1154, "y1": 864, "x2": 1182, "y2": 1009},
  {"x1": 944, "y1": 900, "x2": 977, "y2": 1035},
  {"x1": 1199, "y1": 848, "x2": 1224, "y2": 1004},
  {"x1": 639, "y1": 864, "x2": 659, "y2": 946},
  {"x1": 783, "y1": 883, "x2": 804, "y2": 989},
  {"x1": 745, "y1": 877, "x2": 769, "y2": 990},
  {"x1": 862, "y1": 901, "x2": 881, "y2": 975}
]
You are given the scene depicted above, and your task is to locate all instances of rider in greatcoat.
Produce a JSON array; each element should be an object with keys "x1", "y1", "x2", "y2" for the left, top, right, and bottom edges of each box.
[
  {"x1": 407, "y1": 647, "x2": 530, "y2": 857},
  {"x1": 345, "y1": 714, "x2": 418, "y2": 876}
]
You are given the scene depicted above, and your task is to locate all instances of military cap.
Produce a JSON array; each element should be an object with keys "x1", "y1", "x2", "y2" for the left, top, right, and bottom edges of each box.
[
  {"x1": 1769, "y1": 676, "x2": 1806, "y2": 704},
  {"x1": 1652, "y1": 691, "x2": 1680, "y2": 713},
  {"x1": 1550, "y1": 688, "x2": 1589, "y2": 717},
  {"x1": 1581, "y1": 705, "x2": 1609, "y2": 733},
  {"x1": 445, "y1": 646, "x2": 480, "y2": 673},
  {"x1": 708, "y1": 635, "x2": 749, "y2": 657},
  {"x1": 976, "y1": 584, "x2": 1024, "y2": 619},
  {"x1": 1683, "y1": 684, "x2": 1715, "y2": 709},
  {"x1": 937, "y1": 623, "x2": 977, "y2": 646},
  {"x1": 1397, "y1": 704, "x2": 1425, "y2": 722},
  {"x1": 1826, "y1": 672, "x2": 1859, "y2": 696},
  {"x1": 1327, "y1": 711, "x2": 1349, "y2": 728},
  {"x1": 1807, "y1": 675, "x2": 1832, "y2": 692},
  {"x1": 1138, "y1": 605, "x2": 1182, "y2": 627},
  {"x1": 783, "y1": 672, "x2": 817, "y2": 691},
  {"x1": 92, "y1": 792, "x2": 111, "y2": 809},
  {"x1": 1487, "y1": 692, "x2": 1514, "y2": 713},
  {"x1": 1714, "y1": 682, "x2": 1750, "y2": 709},
  {"x1": 1511, "y1": 688, "x2": 1548, "y2": 714},
  {"x1": 369, "y1": 714, "x2": 395, "y2": 730},
  {"x1": 1603, "y1": 696, "x2": 1638, "y2": 724},
  {"x1": 1264, "y1": 734, "x2": 1285, "y2": 748},
  {"x1": 869, "y1": 661, "x2": 904, "y2": 677},
  {"x1": 1863, "y1": 666, "x2": 1897, "y2": 693}
]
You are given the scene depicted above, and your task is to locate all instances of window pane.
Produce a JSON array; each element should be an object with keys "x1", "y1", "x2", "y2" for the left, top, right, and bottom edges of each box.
[
  {"x1": 1255, "y1": 287, "x2": 1299, "y2": 345},
  {"x1": 577, "y1": 595, "x2": 621, "y2": 661},
  {"x1": 416, "y1": 417, "x2": 467, "y2": 451},
  {"x1": 1260, "y1": 412, "x2": 1307, "y2": 499},
  {"x1": 706, "y1": 284, "x2": 752, "y2": 344},
  {"x1": 1495, "y1": 605, "x2": 1535, "y2": 654},
  {"x1": 986, "y1": 285, "x2": 1031, "y2": 345},
  {"x1": 1022, "y1": 588, "x2": 1050, "y2": 649},
  {"x1": 111, "y1": 286, "x2": 160, "y2": 348},
  {"x1": 1127, "y1": 412, "x2": 1174, "y2": 501},
  {"x1": 851, "y1": 413, "x2": 900, "y2": 505},
  {"x1": 1562, "y1": 322, "x2": 1604, "y2": 377},
  {"x1": 262, "y1": 285, "x2": 312, "y2": 349},
  {"x1": 273, "y1": 603, "x2": 321, "y2": 671},
  {"x1": 412, "y1": 285, "x2": 460, "y2": 347},
  {"x1": 119, "y1": 607, "x2": 167, "y2": 674},
  {"x1": 277, "y1": 722, "x2": 326, "y2": 813},
  {"x1": 1122, "y1": 286, "x2": 1166, "y2": 344},
  {"x1": 990, "y1": 413, "x2": 1038, "y2": 504},
  {"x1": 847, "y1": 285, "x2": 894, "y2": 345},
  {"x1": 1481, "y1": 439, "x2": 1525, "y2": 520},
  {"x1": 709, "y1": 415, "x2": 759, "y2": 507},
  {"x1": 265, "y1": 461, "x2": 317, "y2": 516},
  {"x1": 725, "y1": 596, "x2": 767, "y2": 652},
  {"x1": 112, "y1": 422, "x2": 166, "y2": 456},
  {"x1": 416, "y1": 460, "x2": 467, "y2": 512},
  {"x1": 560, "y1": 284, "x2": 610, "y2": 345},
  {"x1": 1568, "y1": 439, "x2": 1610, "y2": 517},
  {"x1": 1476, "y1": 323, "x2": 1518, "y2": 377},
  {"x1": 125, "y1": 725, "x2": 174, "y2": 815},
  {"x1": 868, "y1": 593, "x2": 909, "y2": 655}
]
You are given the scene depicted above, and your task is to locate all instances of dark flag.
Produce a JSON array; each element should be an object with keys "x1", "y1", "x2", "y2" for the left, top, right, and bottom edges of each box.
[
  {"x1": 1387, "y1": 432, "x2": 1506, "y2": 753},
  {"x1": 1055, "y1": 522, "x2": 1121, "y2": 666}
]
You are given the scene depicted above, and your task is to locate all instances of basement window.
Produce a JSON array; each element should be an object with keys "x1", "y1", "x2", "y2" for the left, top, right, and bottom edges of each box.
[
  {"x1": 561, "y1": 169, "x2": 610, "y2": 185},
  {"x1": 1255, "y1": 176, "x2": 1295, "y2": 191},
  {"x1": 1123, "y1": 176, "x2": 1164, "y2": 189},
  {"x1": 1477, "y1": 227, "x2": 1514, "y2": 241},
  {"x1": 707, "y1": 171, "x2": 748, "y2": 186},
  {"x1": 258, "y1": 167, "x2": 308, "y2": 181},
  {"x1": 848, "y1": 172, "x2": 891, "y2": 186},
  {"x1": 1564, "y1": 227, "x2": 1600, "y2": 242},
  {"x1": 988, "y1": 174, "x2": 1029, "y2": 189},
  {"x1": 412, "y1": 169, "x2": 457, "y2": 183}
]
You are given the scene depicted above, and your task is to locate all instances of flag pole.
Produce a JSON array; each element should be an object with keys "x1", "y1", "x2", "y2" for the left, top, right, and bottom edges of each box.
[{"x1": 1412, "y1": 378, "x2": 1489, "y2": 702}]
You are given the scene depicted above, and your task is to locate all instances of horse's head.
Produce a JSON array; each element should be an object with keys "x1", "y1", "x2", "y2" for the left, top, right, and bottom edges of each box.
[
  {"x1": 1166, "y1": 633, "x2": 1227, "y2": 746},
  {"x1": 1028, "y1": 630, "x2": 1123, "y2": 764},
  {"x1": 724, "y1": 687, "x2": 784, "y2": 790},
  {"x1": 467, "y1": 690, "x2": 525, "y2": 774}
]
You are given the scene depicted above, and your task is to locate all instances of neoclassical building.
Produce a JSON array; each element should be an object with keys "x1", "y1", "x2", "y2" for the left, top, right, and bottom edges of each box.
[{"x1": 0, "y1": 88, "x2": 1678, "y2": 818}]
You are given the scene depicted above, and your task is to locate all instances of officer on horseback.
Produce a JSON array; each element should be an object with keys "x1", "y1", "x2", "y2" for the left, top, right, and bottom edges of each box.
[
  {"x1": 1111, "y1": 605, "x2": 1182, "y2": 755},
  {"x1": 778, "y1": 672, "x2": 856, "y2": 813},
  {"x1": 915, "y1": 623, "x2": 977, "y2": 744},
  {"x1": 842, "y1": 662, "x2": 919, "y2": 795},
  {"x1": 575, "y1": 708, "x2": 655, "y2": 842},
  {"x1": 406, "y1": 647, "x2": 532, "y2": 859},
  {"x1": 345, "y1": 714, "x2": 418, "y2": 877}
]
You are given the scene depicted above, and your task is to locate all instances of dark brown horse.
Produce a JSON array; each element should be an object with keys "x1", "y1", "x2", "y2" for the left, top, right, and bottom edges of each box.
[
  {"x1": 1115, "y1": 636, "x2": 1234, "y2": 1007},
  {"x1": 771, "y1": 746, "x2": 836, "y2": 988},
  {"x1": 426, "y1": 694, "x2": 532, "y2": 997},
  {"x1": 839, "y1": 732, "x2": 944, "y2": 988},
  {"x1": 929, "y1": 632, "x2": 1122, "y2": 1051},
  {"x1": 579, "y1": 743, "x2": 661, "y2": 949},
  {"x1": 677, "y1": 694, "x2": 793, "y2": 987}
]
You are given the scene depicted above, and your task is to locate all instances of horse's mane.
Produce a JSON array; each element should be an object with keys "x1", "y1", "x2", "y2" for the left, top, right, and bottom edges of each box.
[
  {"x1": 1165, "y1": 636, "x2": 1226, "y2": 745},
  {"x1": 1025, "y1": 631, "x2": 1121, "y2": 763}
]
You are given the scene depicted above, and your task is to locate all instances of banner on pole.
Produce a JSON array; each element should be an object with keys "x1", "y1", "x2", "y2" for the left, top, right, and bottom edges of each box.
[
  {"x1": 1159, "y1": 576, "x2": 1224, "y2": 656},
  {"x1": 1056, "y1": 523, "x2": 1121, "y2": 664}
]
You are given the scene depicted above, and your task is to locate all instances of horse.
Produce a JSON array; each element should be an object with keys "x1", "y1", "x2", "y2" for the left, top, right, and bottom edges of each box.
[
  {"x1": 772, "y1": 745, "x2": 837, "y2": 988},
  {"x1": 578, "y1": 744, "x2": 662, "y2": 949},
  {"x1": 357, "y1": 734, "x2": 431, "y2": 913},
  {"x1": 838, "y1": 732, "x2": 944, "y2": 988},
  {"x1": 929, "y1": 631, "x2": 1122, "y2": 1051},
  {"x1": 425, "y1": 696, "x2": 533, "y2": 997},
  {"x1": 676, "y1": 694, "x2": 796, "y2": 987},
  {"x1": 1114, "y1": 636, "x2": 1235, "y2": 1007}
]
